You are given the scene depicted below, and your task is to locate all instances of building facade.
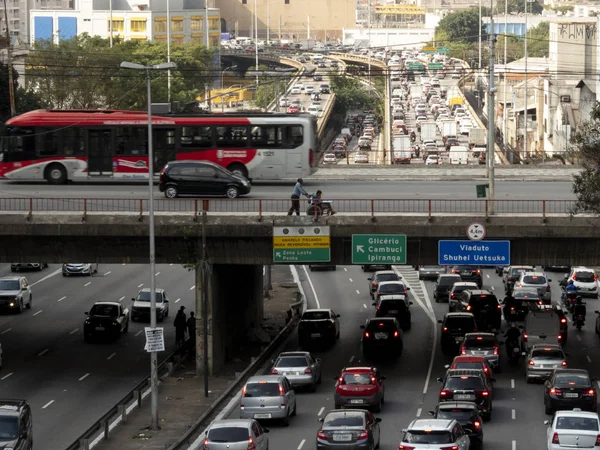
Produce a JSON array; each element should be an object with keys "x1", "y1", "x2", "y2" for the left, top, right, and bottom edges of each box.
[
  {"x1": 30, "y1": 0, "x2": 220, "y2": 46},
  {"x1": 216, "y1": 0, "x2": 356, "y2": 40}
]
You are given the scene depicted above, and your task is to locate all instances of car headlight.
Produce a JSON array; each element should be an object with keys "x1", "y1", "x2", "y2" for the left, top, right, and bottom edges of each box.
[{"x1": 8, "y1": 302, "x2": 14, "y2": 307}]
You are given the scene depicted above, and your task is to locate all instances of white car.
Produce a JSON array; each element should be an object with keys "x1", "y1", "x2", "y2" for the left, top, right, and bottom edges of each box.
[
  {"x1": 306, "y1": 106, "x2": 321, "y2": 117},
  {"x1": 291, "y1": 86, "x2": 301, "y2": 95},
  {"x1": 425, "y1": 155, "x2": 441, "y2": 165},
  {"x1": 305, "y1": 85, "x2": 315, "y2": 95},
  {"x1": 62, "y1": 263, "x2": 99, "y2": 276},
  {"x1": 545, "y1": 409, "x2": 600, "y2": 449},
  {"x1": 400, "y1": 419, "x2": 470, "y2": 450},
  {"x1": 355, "y1": 152, "x2": 369, "y2": 163},
  {"x1": 323, "y1": 153, "x2": 337, "y2": 164},
  {"x1": 567, "y1": 266, "x2": 598, "y2": 297},
  {"x1": 279, "y1": 97, "x2": 289, "y2": 107},
  {"x1": 459, "y1": 123, "x2": 472, "y2": 135}
]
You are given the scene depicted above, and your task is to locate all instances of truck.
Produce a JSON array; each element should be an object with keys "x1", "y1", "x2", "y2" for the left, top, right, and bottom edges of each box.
[
  {"x1": 468, "y1": 128, "x2": 486, "y2": 147},
  {"x1": 441, "y1": 120, "x2": 457, "y2": 139},
  {"x1": 393, "y1": 135, "x2": 412, "y2": 164},
  {"x1": 449, "y1": 145, "x2": 469, "y2": 165},
  {"x1": 297, "y1": 39, "x2": 318, "y2": 50},
  {"x1": 420, "y1": 122, "x2": 437, "y2": 143}
]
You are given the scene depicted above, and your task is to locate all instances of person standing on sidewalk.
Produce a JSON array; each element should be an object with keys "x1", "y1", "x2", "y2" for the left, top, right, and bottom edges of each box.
[
  {"x1": 287, "y1": 178, "x2": 309, "y2": 216},
  {"x1": 187, "y1": 311, "x2": 196, "y2": 355},
  {"x1": 174, "y1": 306, "x2": 187, "y2": 347}
]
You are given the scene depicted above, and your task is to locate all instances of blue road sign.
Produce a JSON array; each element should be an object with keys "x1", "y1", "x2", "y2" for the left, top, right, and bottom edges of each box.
[{"x1": 438, "y1": 240, "x2": 510, "y2": 266}]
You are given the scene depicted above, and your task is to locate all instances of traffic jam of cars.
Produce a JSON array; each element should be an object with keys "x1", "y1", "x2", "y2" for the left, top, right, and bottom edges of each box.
[{"x1": 200, "y1": 263, "x2": 600, "y2": 450}]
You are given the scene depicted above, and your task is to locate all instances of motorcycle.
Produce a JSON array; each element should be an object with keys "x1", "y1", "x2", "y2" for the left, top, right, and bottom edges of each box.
[
  {"x1": 574, "y1": 314, "x2": 585, "y2": 330},
  {"x1": 561, "y1": 288, "x2": 578, "y2": 312},
  {"x1": 505, "y1": 339, "x2": 520, "y2": 364}
]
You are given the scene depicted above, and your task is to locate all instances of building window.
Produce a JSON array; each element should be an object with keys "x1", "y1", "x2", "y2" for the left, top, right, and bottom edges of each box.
[
  {"x1": 130, "y1": 20, "x2": 146, "y2": 33},
  {"x1": 191, "y1": 17, "x2": 203, "y2": 31},
  {"x1": 171, "y1": 18, "x2": 184, "y2": 32},
  {"x1": 285, "y1": 0, "x2": 289, "y2": 4},
  {"x1": 191, "y1": 34, "x2": 203, "y2": 44},
  {"x1": 108, "y1": 19, "x2": 124, "y2": 33},
  {"x1": 242, "y1": 0, "x2": 247, "y2": 3},
  {"x1": 172, "y1": 35, "x2": 184, "y2": 45},
  {"x1": 154, "y1": 18, "x2": 167, "y2": 33},
  {"x1": 208, "y1": 17, "x2": 219, "y2": 31},
  {"x1": 209, "y1": 36, "x2": 220, "y2": 47}
]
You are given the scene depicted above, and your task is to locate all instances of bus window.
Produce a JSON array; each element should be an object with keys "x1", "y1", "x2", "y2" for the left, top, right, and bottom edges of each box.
[
  {"x1": 251, "y1": 126, "x2": 284, "y2": 148},
  {"x1": 288, "y1": 125, "x2": 303, "y2": 148},
  {"x1": 215, "y1": 126, "x2": 248, "y2": 148},
  {"x1": 36, "y1": 128, "x2": 60, "y2": 156},
  {"x1": 130, "y1": 127, "x2": 148, "y2": 155},
  {"x1": 181, "y1": 126, "x2": 212, "y2": 148},
  {"x1": 63, "y1": 128, "x2": 85, "y2": 156}
]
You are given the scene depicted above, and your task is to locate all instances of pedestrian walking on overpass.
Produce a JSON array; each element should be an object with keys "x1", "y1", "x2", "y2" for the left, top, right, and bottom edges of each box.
[
  {"x1": 174, "y1": 306, "x2": 187, "y2": 347},
  {"x1": 187, "y1": 311, "x2": 197, "y2": 355},
  {"x1": 287, "y1": 178, "x2": 309, "y2": 216}
]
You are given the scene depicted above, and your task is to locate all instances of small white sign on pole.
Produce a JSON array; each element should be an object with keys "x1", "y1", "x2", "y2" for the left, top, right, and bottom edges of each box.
[{"x1": 144, "y1": 327, "x2": 165, "y2": 352}]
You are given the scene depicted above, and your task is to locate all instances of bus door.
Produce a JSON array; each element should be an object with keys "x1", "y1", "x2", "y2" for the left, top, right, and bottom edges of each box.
[
  {"x1": 286, "y1": 150, "x2": 303, "y2": 177},
  {"x1": 87, "y1": 129, "x2": 113, "y2": 175},
  {"x1": 153, "y1": 128, "x2": 176, "y2": 173}
]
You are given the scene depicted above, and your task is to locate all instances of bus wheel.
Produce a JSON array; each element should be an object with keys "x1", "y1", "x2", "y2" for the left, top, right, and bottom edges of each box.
[
  {"x1": 227, "y1": 163, "x2": 248, "y2": 180},
  {"x1": 45, "y1": 163, "x2": 67, "y2": 185}
]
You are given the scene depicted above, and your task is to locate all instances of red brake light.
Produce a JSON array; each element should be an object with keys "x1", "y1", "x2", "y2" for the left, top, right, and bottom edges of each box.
[
  {"x1": 561, "y1": 318, "x2": 567, "y2": 323},
  {"x1": 558, "y1": 334, "x2": 562, "y2": 341},
  {"x1": 561, "y1": 361, "x2": 567, "y2": 366},
  {"x1": 546, "y1": 285, "x2": 551, "y2": 292},
  {"x1": 523, "y1": 333, "x2": 528, "y2": 341},
  {"x1": 460, "y1": 346, "x2": 466, "y2": 355},
  {"x1": 371, "y1": 376, "x2": 377, "y2": 383},
  {"x1": 552, "y1": 432, "x2": 560, "y2": 444},
  {"x1": 480, "y1": 390, "x2": 489, "y2": 397},
  {"x1": 399, "y1": 446, "x2": 415, "y2": 450},
  {"x1": 440, "y1": 390, "x2": 450, "y2": 396},
  {"x1": 493, "y1": 346, "x2": 499, "y2": 355},
  {"x1": 550, "y1": 387, "x2": 562, "y2": 395},
  {"x1": 247, "y1": 437, "x2": 256, "y2": 450},
  {"x1": 572, "y1": 274, "x2": 577, "y2": 280},
  {"x1": 304, "y1": 367, "x2": 312, "y2": 374},
  {"x1": 271, "y1": 368, "x2": 278, "y2": 375},
  {"x1": 450, "y1": 293, "x2": 454, "y2": 299},
  {"x1": 528, "y1": 360, "x2": 535, "y2": 366},
  {"x1": 279, "y1": 385, "x2": 284, "y2": 395},
  {"x1": 364, "y1": 332, "x2": 371, "y2": 338},
  {"x1": 372, "y1": 282, "x2": 377, "y2": 286},
  {"x1": 442, "y1": 327, "x2": 448, "y2": 332},
  {"x1": 317, "y1": 430, "x2": 327, "y2": 439},
  {"x1": 596, "y1": 435, "x2": 600, "y2": 445},
  {"x1": 595, "y1": 275, "x2": 598, "y2": 282},
  {"x1": 203, "y1": 438, "x2": 209, "y2": 449},
  {"x1": 483, "y1": 366, "x2": 489, "y2": 373},
  {"x1": 473, "y1": 421, "x2": 481, "y2": 428},
  {"x1": 587, "y1": 389, "x2": 595, "y2": 396},
  {"x1": 441, "y1": 446, "x2": 459, "y2": 450},
  {"x1": 242, "y1": 385, "x2": 247, "y2": 396},
  {"x1": 309, "y1": 149, "x2": 314, "y2": 167},
  {"x1": 466, "y1": 305, "x2": 471, "y2": 311},
  {"x1": 338, "y1": 377, "x2": 344, "y2": 384},
  {"x1": 394, "y1": 331, "x2": 399, "y2": 337},
  {"x1": 359, "y1": 430, "x2": 369, "y2": 439}
]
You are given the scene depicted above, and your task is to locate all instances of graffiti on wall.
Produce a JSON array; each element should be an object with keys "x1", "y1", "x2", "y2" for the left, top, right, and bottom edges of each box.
[{"x1": 557, "y1": 23, "x2": 597, "y2": 41}]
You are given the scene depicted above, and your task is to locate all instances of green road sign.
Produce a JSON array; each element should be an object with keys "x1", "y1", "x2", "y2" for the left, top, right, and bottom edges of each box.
[
  {"x1": 437, "y1": 47, "x2": 450, "y2": 54},
  {"x1": 428, "y1": 63, "x2": 444, "y2": 70},
  {"x1": 273, "y1": 248, "x2": 330, "y2": 263},
  {"x1": 408, "y1": 63, "x2": 424, "y2": 71},
  {"x1": 476, "y1": 184, "x2": 489, "y2": 198},
  {"x1": 352, "y1": 234, "x2": 407, "y2": 265}
]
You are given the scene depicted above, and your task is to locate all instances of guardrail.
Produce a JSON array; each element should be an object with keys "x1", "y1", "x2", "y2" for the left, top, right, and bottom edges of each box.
[
  {"x1": 65, "y1": 343, "x2": 187, "y2": 450},
  {"x1": 329, "y1": 52, "x2": 388, "y2": 70},
  {"x1": 1, "y1": 198, "x2": 576, "y2": 219}
]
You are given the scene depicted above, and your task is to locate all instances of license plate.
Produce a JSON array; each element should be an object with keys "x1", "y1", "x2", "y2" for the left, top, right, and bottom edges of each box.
[
  {"x1": 254, "y1": 413, "x2": 272, "y2": 419},
  {"x1": 350, "y1": 399, "x2": 364, "y2": 404},
  {"x1": 286, "y1": 372, "x2": 299, "y2": 376},
  {"x1": 333, "y1": 434, "x2": 353, "y2": 442},
  {"x1": 455, "y1": 394, "x2": 475, "y2": 400},
  {"x1": 311, "y1": 333, "x2": 321, "y2": 338},
  {"x1": 95, "y1": 327, "x2": 105, "y2": 331},
  {"x1": 564, "y1": 393, "x2": 579, "y2": 398},
  {"x1": 462, "y1": 271, "x2": 471, "y2": 276},
  {"x1": 455, "y1": 337, "x2": 464, "y2": 342},
  {"x1": 375, "y1": 333, "x2": 388, "y2": 339},
  {"x1": 389, "y1": 310, "x2": 398, "y2": 314}
]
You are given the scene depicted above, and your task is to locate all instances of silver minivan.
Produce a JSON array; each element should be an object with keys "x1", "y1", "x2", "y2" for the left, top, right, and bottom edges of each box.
[
  {"x1": 203, "y1": 419, "x2": 269, "y2": 450},
  {"x1": 522, "y1": 310, "x2": 561, "y2": 351},
  {"x1": 239, "y1": 375, "x2": 296, "y2": 424}
]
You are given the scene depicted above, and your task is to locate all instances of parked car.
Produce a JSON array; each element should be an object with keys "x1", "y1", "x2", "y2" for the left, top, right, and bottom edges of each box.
[{"x1": 159, "y1": 160, "x2": 251, "y2": 199}]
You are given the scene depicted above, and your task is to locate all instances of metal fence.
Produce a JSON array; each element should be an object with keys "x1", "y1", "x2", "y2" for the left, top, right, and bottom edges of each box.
[{"x1": 0, "y1": 198, "x2": 576, "y2": 219}]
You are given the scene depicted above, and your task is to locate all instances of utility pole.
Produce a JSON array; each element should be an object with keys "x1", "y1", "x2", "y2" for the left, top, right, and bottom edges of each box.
[
  {"x1": 503, "y1": 0, "x2": 508, "y2": 156},
  {"x1": 266, "y1": 0, "x2": 270, "y2": 43},
  {"x1": 523, "y1": 0, "x2": 528, "y2": 159},
  {"x1": 478, "y1": 0, "x2": 482, "y2": 69},
  {"x1": 204, "y1": 0, "x2": 210, "y2": 111},
  {"x1": 487, "y1": 16, "x2": 496, "y2": 214},
  {"x1": 2, "y1": 0, "x2": 15, "y2": 117}
]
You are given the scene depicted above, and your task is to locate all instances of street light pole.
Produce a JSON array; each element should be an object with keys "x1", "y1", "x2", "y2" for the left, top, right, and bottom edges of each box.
[
  {"x1": 524, "y1": 0, "x2": 528, "y2": 159},
  {"x1": 478, "y1": 0, "x2": 482, "y2": 69},
  {"x1": 119, "y1": 60, "x2": 177, "y2": 431},
  {"x1": 254, "y1": 0, "x2": 259, "y2": 87},
  {"x1": 487, "y1": 4, "x2": 496, "y2": 214},
  {"x1": 221, "y1": 65, "x2": 238, "y2": 89}
]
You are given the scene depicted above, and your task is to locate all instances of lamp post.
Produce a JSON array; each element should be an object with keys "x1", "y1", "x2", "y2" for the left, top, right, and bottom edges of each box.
[
  {"x1": 221, "y1": 65, "x2": 238, "y2": 89},
  {"x1": 119, "y1": 60, "x2": 177, "y2": 431}
]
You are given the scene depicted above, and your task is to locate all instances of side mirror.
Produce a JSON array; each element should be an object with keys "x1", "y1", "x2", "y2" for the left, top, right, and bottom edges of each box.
[
  {"x1": 316, "y1": 358, "x2": 321, "y2": 362},
  {"x1": 406, "y1": 287, "x2": 411, "y2": 290},
  {"x1": 544, "y1": 420, "x2": 550, "y2": 426},
  {"x1": 360, "y1": 325, "x2": 365, "y2": 329},
  {"x1": 263, "y1": 428, "x2": 270, "y2": 433},
  {"x1": 402, "y1": 428, "x2": 407, "y2": 433},
  {"x1": 437, "y1": 320, "x2": 443, "y2": 324},
  {"x1": 409, "y1": 301, "x2": 413, "y2": 305},
  {"x1": 336, "y1": 314, "x2": 341, "y2": 318},
  {"x1": 131, "y1": 298, "x2": 135, "y2": 301},
  {"x1": 84, "y1": 312, "x2": 89, "y2": 315},
  {"x1": 595, "y1": 310, "x2": 600, "y2": 314},
  {"x1": 375, "y1": 417, "x2": 382, "y2": 423},
  {"x1": 436, "y1": 377, "x2": 443, "y2": 382},
  {"x1": 372, "y1": 302, "x2": 377, "y2": 306},
  {"x1": 521, "y1": 352, "x2": 527, "y2": 356},
  {"x1": 318, "y1": 418, "x2": 324, "y2": 422},
  {"x1": 367, "y1": 278, "x2": 372, "y2": 281},
  {"x1": 548, "y1": 279, "x2": 552, "y2": 282},
  {"x1": 444, "y1": 364, "x2": 450, "y2": 369},
  {"x1": 427, "y1": 410, "x2": 435, "y2": 416}
]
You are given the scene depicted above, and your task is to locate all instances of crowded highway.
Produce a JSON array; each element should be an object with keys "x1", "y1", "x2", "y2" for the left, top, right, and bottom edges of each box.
[
  {"x1": 212, "y1": 263, "x2": 600, "y2": 450},
  {"x1": 0, "y1": 263, "x2": 195, "y2": 449}
]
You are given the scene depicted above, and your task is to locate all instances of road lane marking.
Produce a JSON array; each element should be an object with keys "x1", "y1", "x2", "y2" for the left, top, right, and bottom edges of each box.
[
  {"x1": 57, "y1": 296, "x2": 66, "y2": 302},
  {"x1": 511, "y1": 409, "x2": 516, "y2": 420},
  {"x1": 363, "y1": 304, "x2": 367, "y2": 308},
  {"x1": 104, "y1": 271, "x2": 111, "y2": 276},
  {"x1": 416, "y1": 408, "x2": 422, "y2": 417},
  {"x1": 349, "y1": 278, "x2": 353, "y2": 282},
  {"x1": 30, "y1": 268, "x2": 62, "y2": 287},
  {"x1": 1, "y1": 373, "x2": 13, "y2": 380},
  {"x1": 107, "y1": 352, "x2": 116, "y2": 360},
  {"x1": 486, "y1": 274, "x2": 490, "y2": 278},
  {"x1": 297, "y1": 439, "x2": 306, "y2": 450},
  {"x1": 511, "y1": 379, "x2": 515, "y2": 389},
  {"x1": 155, "y1": 272, "x2": 160, "y2": 276},
  {"x1": 175, "y1": 298, "x2": 181, "y2": 303},
  {"x1": 170, "y1": 263, "x2": 173, "y2": 266},
  {"x1": 317, "y1": 407, "x2": 324, "y2": 416},
  {"x1": 135, "y1": 330, "x2": 143, "y2": 336},
  {"x1": 38, "y1": 349, "x2": 49, "y2": 356},
  {"x1": 84, "y1": 282, "x2": 91, "y2": 287},
  {"x1": 344, "y1": 268, "x2": 347, "y2": 271},
  {"x1": 42, "y1": 400, "x2": 55, "y2": 409},
  {"x1": 33, "y1": 310, "x2": 42, "y2": 316},
  {"x1": 79, "y1": 373, "x2": 90, "y2": 381},
  {"x1": 190, "y1": 285, "x2": 195, "y2": 290},
  {"x1": 69, "y1": 328, "x2": 79, "y2": 335},
  {"x1": 349, "y1": 356, "x2": 355, "y2": 363},
  {"x1": 122, "y1": 263, "x2": 126, "y2": 265},
  {"x1": 577, "y1": 335, "x2": 582, "y2": 341},
  {"x1": 119, "y1": 296, "x2": 125, "y2": 302},
  {"x1": 0, "y1": 328, "x2": 10, "y2": 335},
  {"x1": 138, "y1": 283, "x2": 144, "y2": 288},
  {"x1": 587, "y1": 355, "x2": 592, "y2": 363},
  {"x1": 356, "y1": 290, "x2": 360, "y2": 295},
  {"x1": 302, "y1": 265, "x2": 321, "y2": 309},
  {"x1": 512, "y1": 440, "x2": 516, "y2": 450}
]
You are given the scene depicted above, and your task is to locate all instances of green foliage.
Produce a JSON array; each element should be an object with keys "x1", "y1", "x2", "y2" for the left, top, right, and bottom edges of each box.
[
  {"x1": 571, "y1": 102, "x2": 600, "y2": 214},
  {"x1": 329, "y1": 72, "x2": 377, "y2": 116},
  {"x1": 526, "y1": 21, "x2": 550, "y2": 57},
  {"x1": 246, "y1": 64, "x2": 288, "y2": 110},
  {"x1": 0, "y1": 63, "x2": 45, "y2": 121},
  {"x1": 435, "y1": 9, "x2": 482, "y2": 45},
  {"x1": 25, "y1": 34, "x2": 215, "y2": 110},
  {"x1": 496, "y1": 0, "x2": 543, "y2": 14},
  {"x1": 544, "y1": 4, "x2": 573, "y2": 13}
]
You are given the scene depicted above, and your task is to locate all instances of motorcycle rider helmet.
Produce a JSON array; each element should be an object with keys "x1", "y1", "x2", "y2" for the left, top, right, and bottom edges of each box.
[
  {"x1": 568, "y1": 280, "x2": 575, "y2": 285},
  {"x1": 576, "y1": 296, "x2": 583, "y2": 304},
  {"x1": 510, "y1": 322, "x2": 516, "y2": 328}
]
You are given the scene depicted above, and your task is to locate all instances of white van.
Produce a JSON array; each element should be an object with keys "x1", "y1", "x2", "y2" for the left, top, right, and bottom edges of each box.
[{"x1": 449, "y1": 145, "x2": 469, "y2": 165}]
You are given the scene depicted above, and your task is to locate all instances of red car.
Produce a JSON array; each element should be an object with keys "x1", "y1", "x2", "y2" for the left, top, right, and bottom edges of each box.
[
  {"x1": 448, "y1": 355, "x2": 494, "y2": 383},
  {"x1": 287, "y1": 106, "x2": 299, "y2": 114},
  {"x1": 334, "y1": 367, "x2": 386, "y2": 412}
]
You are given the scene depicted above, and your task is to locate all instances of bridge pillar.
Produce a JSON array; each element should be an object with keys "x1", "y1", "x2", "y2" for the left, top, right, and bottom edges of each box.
[{"x1": 195, "y1": 264, "x2": 264, "y2": 376}]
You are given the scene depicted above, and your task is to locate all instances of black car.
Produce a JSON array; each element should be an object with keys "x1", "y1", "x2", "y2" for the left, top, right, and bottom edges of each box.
[
  {"x1": 309, "y1": 264, "x2": 336, "y2": 271},
  {"x1": 298, "y1": 308, "x2": 340, "y2": 347},
  {"x1": 361, "y1": 264, "x2": 392, "y2": 272},
  {"x1": 360, "y1": 318, "x2": 403, "y2": 359},
  {"x1": 437, "y1": 369, "x2": 493, "y2": 420},
  {"x1": 320, "y1": 84, "x2": 331, "y2": 94},
  {"x1": 84, "y1": 302, "x2": 130, "y2": 342},
  {"x1": 374, "y1": 295, "x2": 412, "y2": 331},
  {"x1": 0, "y1": 399, "x2": 32, "y2": 450},
  {"x1": 439, "y1": 312, "x2": 478, "y2": 356},
  {"x1": 434, "y1": 274, "x2": 462, "y2": 303},
  {"x1": 450, "y1": 266, "x2": 483, "y2": 288},
  {"x1": 428, "y1": 401, "x2": 484, "y2": 450},
  {"x1": 158, "y1": 160, "x2": 251, "y2": 199},
  {"x1": 10, "y1": 263, "x2": 47, "y2": 272},
  {"x1": 544, "y1": 369, "x2": 597, "y2": 414},
  {"x1": 456, "y1": 290, "x2": 502, "y2": 331},
  {"x1": 316, "y1": 409, "x2": 381, "y2": 449}
]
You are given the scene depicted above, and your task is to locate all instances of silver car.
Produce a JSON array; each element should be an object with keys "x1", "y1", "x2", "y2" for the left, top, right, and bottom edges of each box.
[
  {"x1": 270, "y1": 351, "x2": 321, "y2": 391},
  {"x1": 460, "y1": 332, "x2": 500, "y2": 369},
  {"x1": 399, "y1": 419, "x2": 471, "y2": 450},
  {"x1": 62, "y1": 263, "x2": 98, "y2": 276},
  {"x1": 203, "y1": 419, "x2": 269, "y2": 450},
  {"x1": 514, "y1": 271, "x2": 552, "y2": 303},
  {"x1": 240, "y1": 375, "x2": 296, "y2": 423},
  {"x1": 418, "y1": 265, "x2": 447, "y2": 280},
  {"x1": 524, "y1": 344, "x2": 567, "y2": 383}
]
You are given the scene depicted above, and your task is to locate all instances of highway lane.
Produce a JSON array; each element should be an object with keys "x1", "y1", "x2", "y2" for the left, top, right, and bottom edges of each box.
[
  {"x1": 0, "y1": 263, "x2": 195, "y2": 450},
  {"x1": 0, "y1": 180, "x2": 575, "y2": 200}
]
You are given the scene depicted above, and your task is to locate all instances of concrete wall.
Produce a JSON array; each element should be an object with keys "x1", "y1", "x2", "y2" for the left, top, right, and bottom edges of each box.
[{"x1": 2, "y1": 213, "x2": 600, "y2": 266}]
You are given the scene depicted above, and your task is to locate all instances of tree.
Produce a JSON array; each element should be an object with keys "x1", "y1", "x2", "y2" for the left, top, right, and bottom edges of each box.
[
  {"x1": 25, "y1": 34, "x2": 215, "y2": 110},
  {"x1": 496, "y1": 0, "x2": 543, "y2": 14},
  {"x1": 495, "y1": 21, "x2": 549, "y2": 63},
  {"x1": 435, "y1": 9, "x2": 482, "y2": 45},
  {"x1": 0, "y1": 63, "x2": 45, "y2": 121},
  {"x1": 570, "y1": 102, "x2": 600, "y2": 214},
  {"x1": 247, "y1": 65, "x2": 287, "y2": 110},
  {"x1": 328, "y1": 72, "x2": 377, "y2": 116}
]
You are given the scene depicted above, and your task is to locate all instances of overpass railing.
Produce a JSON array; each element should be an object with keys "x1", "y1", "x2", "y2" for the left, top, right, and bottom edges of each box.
[{"x1": 1, "y1": 198, "x2": 576, "y2": 219}]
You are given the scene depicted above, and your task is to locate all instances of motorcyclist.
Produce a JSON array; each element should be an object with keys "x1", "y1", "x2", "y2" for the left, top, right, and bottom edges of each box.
[
  {"x1": 410, "y1": 131, "x2": 416, "y2": 142},
  {"x1": 504, "y1": 323, "x2": 521, "y2": 358},
  {"x1": 503, "y1": 293, "x2": 516, "y2": 320},
  {"x1": 573, "y1": 296, "x2": 586, "y2": 322},
  {"x1": 565, "y1": 279, "x2": 577, "y2": 295}
]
